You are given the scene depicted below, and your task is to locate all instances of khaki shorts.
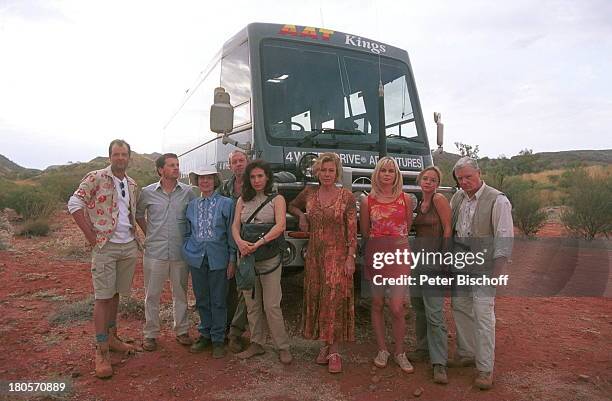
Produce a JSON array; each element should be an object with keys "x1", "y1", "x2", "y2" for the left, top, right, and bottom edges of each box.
[{"x1": 91, "y1": 240, "x2": 138, "y2": 300}]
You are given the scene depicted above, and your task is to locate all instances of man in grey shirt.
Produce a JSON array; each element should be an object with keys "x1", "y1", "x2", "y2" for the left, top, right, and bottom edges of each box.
[{"x1": 136, "y1": 153, "x2": 196, "y2": 351}]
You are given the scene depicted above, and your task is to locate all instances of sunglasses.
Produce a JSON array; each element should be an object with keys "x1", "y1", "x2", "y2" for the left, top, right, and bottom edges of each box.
[{"x1": 119, "y1": 181, "x2": 126, "y2": 198}]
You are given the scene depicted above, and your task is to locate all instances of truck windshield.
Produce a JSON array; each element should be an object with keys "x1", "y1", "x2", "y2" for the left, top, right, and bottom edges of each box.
[{"x1": 261, "y1": 39, "x2": 424, "y2": 151}]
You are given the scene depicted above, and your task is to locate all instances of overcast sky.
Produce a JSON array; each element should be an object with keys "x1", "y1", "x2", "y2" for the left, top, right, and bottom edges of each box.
[{"x1": 1, "y1": 0, "x2": 611, "y2": 169}]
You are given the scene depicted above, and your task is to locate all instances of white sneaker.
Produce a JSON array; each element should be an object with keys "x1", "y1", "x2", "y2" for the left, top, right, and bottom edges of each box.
[
  {"x1": 394, "y1": 352, "x2": 415, "y2": 374},
  {"x1": 373, "y1": 349, "x2": 390, "y2": 368}
]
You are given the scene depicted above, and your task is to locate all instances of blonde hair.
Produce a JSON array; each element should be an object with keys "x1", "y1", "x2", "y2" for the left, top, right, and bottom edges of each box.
[
  {"x1": 313, "y1": 152, "x2": 342, "y2": 182},
  {"x1": 416, "y1": 166, "x2": 442, "y2": 186},
  {"x1": 371, "y1": 156, "x2": 403, "y2": 198}
]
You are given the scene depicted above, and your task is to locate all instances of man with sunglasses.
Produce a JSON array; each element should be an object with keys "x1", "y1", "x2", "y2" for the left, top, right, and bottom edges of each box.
[{"x1": 68, "y1": 139, "x2": 140, "y2": 379}]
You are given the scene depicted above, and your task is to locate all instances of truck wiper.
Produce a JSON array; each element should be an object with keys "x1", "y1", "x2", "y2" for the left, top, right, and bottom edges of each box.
[{"x1": 297, "y1": 128, "x2": 365, "y2": 146}]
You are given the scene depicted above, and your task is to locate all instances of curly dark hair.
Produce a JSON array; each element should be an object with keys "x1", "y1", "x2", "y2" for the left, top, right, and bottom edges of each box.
[{"x1": 242, "y1": 159, "x2": 274, "y2": 201}]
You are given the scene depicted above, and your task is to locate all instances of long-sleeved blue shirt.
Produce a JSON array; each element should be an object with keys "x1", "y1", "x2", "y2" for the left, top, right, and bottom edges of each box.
[{"x1": 182, "y1": 192, "x2": 237, "y2": 270}]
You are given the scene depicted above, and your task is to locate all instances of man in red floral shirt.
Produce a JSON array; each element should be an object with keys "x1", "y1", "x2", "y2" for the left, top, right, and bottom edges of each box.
[{"x1": 68, "y1": 139, "x2": 140, "y2": 379}]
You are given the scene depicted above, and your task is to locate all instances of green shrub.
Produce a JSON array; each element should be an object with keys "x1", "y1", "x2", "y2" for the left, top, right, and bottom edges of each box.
[
  {"x1": 561, "y1": 169, "x2": 612, "y2": 240},
  {"x1": 3, "y1": 186, "x2": 58, "y2": 220},
  {"x1": 20, "y1": 219, "x2": 51, "y2": 237},
  {"x1": 504, "y1": 178, "x2": 548, "y2": 237}
]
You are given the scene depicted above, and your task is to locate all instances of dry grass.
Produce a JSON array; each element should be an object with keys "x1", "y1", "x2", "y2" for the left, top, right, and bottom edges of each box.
[
  {"x1": 215, "y1": 350, "x2": 350, "y2": 401},
  {"x1": 48, "y1": 296, "x2": 94, "y2": 326}
]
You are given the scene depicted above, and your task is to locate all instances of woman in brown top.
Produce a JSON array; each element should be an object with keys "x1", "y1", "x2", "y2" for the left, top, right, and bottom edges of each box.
[
  {"x1": 410, "y1": 166, "x2": 452, "y2": 384},
  {"x1": 288, "y1": 153, "x2": 358, "y2": 374},
  {"x1": 231, "y1": 160, "x2": 293, "y2": 365}
]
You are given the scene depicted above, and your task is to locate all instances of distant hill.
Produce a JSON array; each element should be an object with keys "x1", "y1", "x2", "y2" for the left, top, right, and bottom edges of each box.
[
  {"x1": 434, "y1": 149, "x2": 612, "y2": 172},
  {"x1": 0, "y1": 154, "x2": 41, "y2": 179}
]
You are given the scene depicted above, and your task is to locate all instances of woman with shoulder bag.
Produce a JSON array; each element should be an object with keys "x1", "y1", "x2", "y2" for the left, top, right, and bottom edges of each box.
[
  {"x1": 288, "y1": 152, "x2": 358, "y2": 374},
  {"x1": 231, "y1": 159, "x2": 292, "y2": 365}
]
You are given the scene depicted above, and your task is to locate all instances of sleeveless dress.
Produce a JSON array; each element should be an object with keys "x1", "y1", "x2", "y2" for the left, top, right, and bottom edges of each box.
[{"x1": 364, "y1": 193, "x2": 411, "y2": 280}]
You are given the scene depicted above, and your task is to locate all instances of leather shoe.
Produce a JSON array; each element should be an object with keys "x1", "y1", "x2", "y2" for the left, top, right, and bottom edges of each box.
[
  {"x1": 190, "y1": 336, "x2": 212, "y2": 353},
  {"x1": 237, "y1": 343, "x2": 265, "y2": 359},
  {"x1": 142, "y1": 337, "x2": 157, "y2": 352},
  {"x1": 228, "y1": 336, "x2": 244, "y2": 353},
  {"x1": 475, "y1": 371, "x2": 493, "y2": 390},
  {"x1": 433, "y1": 364, "x2": 449, "y2": 384},
  {"x1": 212, "y1": 342, "x2": 226, "y2": 359},
  {"x1": 175, "y1": 333, "x2": 193, "y2": 346}
]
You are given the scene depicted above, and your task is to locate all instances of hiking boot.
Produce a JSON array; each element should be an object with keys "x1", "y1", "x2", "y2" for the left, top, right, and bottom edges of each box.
[
  {"x1": 237, "y1": 343, "x2": 265, "y2": 359},
  {"x1": 316, "y1": 345, "x2": 329, "y2": 365},
  {"x1": 327, "y1": 353, "x2": 342, "y2": 373},
  {"x1": 212, "y1": 342, "x2": 226, "y2": 359},
  {"x1": 108, "y1": 327, "x2": 136, "y2": 353},
  {"x1": 474, "y1": 371, "x2": 493, "y2": 390},
  {"x1": 190, "y1": 336, "x2": 212, "y2": 353},
  {"x1": 433, "y1": 364, "x2": 449, "y2": 384},
  {"x1": 175, "y1": 333, "x2": 193, "y2": 346},
  {"x1": 142, "y1": 337, "x2": 157, "y2": 352},
  {"x1": 228, "y1": 336, "x2": 244, "y2": 353},
  {"x1": 95, "y1": 342, "x2": 113, "y2": 379},
  {"x1": 447, "y1": 356, "x2": 476, "y2": 368},
  {"x1": 374, "y1": 349, "x2": 390, "y2": 368},
  {"x1": 393, "y1": 353, "x2": 415, "y2": 374},
  {"x1": 407, "y1": 349, "x2": 429, "y2": 362},
  {"x1": 279, "y1": 349, "x2": 293, "y2": 365}
]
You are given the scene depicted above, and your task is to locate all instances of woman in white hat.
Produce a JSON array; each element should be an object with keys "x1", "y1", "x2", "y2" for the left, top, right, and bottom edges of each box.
[{"x1": 182, "y1": 169, "x2": 237, "y2": 359}]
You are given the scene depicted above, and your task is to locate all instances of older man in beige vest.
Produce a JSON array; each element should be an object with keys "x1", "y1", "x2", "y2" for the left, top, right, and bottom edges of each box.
[{"x1": 448, "y1": 157, "x2": 513, "y2": 390}]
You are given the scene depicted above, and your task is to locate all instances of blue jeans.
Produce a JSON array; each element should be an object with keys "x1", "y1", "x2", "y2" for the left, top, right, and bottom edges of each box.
[{"x1": 190, "y1": 260, "x2": 228, "y2": 343}]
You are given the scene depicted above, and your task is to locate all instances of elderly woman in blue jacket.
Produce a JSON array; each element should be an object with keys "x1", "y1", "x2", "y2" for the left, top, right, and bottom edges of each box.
[{"x1": 183, "y1": 169, "x2": 237, "y2": 358}]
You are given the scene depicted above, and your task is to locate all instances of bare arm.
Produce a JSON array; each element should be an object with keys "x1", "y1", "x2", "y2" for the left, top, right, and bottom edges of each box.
[
  {"x1": 403, "y1": 193, "x2": 414, "y2": 233},
  {"x1": 287, "y1": 188, "x2": 309, "y2": 232},
  {"x1": 433, "y1": 193, "x2": 452, "y2": 238},
  {"x1": 71, "y1": 209, "x2": 97, "y2": 246},
  {"x1": 136, "y1": 217, "x2": 147, "y2": 235},
  {"x1": 359, "y1": 196, "x2": 370, "y2": 240}
]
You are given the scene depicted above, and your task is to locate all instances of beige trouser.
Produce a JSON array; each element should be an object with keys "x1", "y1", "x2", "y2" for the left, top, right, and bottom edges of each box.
[
  {"x1": 143, "y1": 256, "x2": 190, "y2": 339},
  {"x1": 242, "y1": 255, "x2": 290, "y2": 350},
  {"x1": 451, "y1": 285, "x2": 496, "y2": 373}
]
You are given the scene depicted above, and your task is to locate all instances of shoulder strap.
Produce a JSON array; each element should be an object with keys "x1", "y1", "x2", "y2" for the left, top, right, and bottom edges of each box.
[{"x1": 245, "y1": 194, "x2": 277, "y2": 224}]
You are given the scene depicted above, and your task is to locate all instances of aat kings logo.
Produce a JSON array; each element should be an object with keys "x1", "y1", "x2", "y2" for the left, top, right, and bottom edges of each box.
[
  {"x1": 344, "y1": 34, "x2": 386, "y2": 54},
  {"x1": 277, "y1": 24, "x2": 387, "y2": 55}
]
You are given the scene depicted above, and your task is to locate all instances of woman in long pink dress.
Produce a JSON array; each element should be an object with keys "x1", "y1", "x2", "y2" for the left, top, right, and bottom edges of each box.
[
  {"x1": 360, "y1": 156, "x2": 415, "y2": 374},
  {"x1": 288, "y1": 152, "x2": 357, "y2": 374}
]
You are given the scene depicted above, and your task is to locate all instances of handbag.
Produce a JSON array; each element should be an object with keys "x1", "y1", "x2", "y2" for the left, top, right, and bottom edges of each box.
[
  {"x1": 240, "y1": 194, "x2": 286, "y2": 262},
  {"x1": 236, "y1": 254, "x2": 256, "y2": 291}
]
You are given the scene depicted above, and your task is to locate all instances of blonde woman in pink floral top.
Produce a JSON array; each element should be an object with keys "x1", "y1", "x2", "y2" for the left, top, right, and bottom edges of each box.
[{"x1": 360, "y1": 156, "x2": 415, "y2": 374}]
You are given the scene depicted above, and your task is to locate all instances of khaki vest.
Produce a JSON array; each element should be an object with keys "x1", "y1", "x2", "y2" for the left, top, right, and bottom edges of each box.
[{"x1": 450, "y1": 183, "x2": 503, "y2": 238}]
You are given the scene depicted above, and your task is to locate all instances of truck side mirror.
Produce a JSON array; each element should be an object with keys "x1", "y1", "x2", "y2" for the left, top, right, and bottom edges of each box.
[
  {"x1": 210, "y1": 87, "x2": 234, "y2": 134},
  {"x1": 433, "y1": 112, "x2": 444, "y2": 155}
]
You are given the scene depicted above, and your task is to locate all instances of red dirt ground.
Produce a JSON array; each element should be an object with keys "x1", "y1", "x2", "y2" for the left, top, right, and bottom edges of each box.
[{"x1": 0, "y1": 211, "x2": 610, "y2": 401}]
